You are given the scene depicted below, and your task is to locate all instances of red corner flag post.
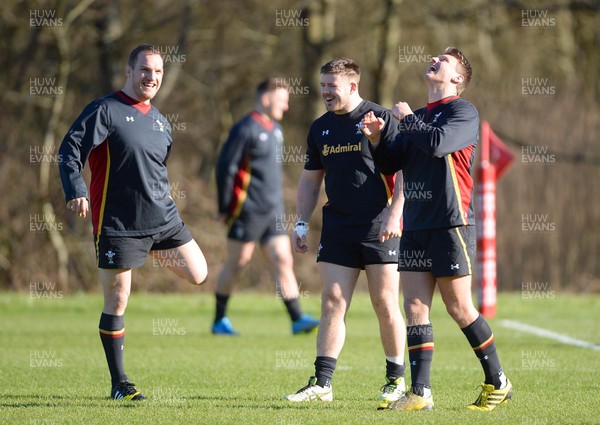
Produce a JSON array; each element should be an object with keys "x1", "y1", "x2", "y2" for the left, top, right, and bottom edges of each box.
[{"x1": 476, "y1": 121, "x2": 514, "y2": 318}]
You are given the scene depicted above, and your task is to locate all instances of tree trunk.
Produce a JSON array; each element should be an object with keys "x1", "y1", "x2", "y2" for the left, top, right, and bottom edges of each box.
[{"x1": 39, "y1": 0, "x2": 96, "y2": 290}]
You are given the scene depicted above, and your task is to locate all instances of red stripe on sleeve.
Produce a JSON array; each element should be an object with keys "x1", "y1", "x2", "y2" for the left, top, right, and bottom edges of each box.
[
  {"x1": 88, "y1": 140, "x2": 109, "y2": 235},
  {"x1": 228, "y1": 155, "x2": 251, "y2": 219},
  {"x1": 383, "y1": 174, "x2": 396, "y2": 201},
  {"x1": 450, "y1": 145, "x2": 474, "y2": 222}
]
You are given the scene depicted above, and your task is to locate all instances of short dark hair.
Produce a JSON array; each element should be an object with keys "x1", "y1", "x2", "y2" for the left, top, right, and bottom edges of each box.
[
  {"x1": 256, "y1": 77, "x2": 289, "y2": 97},
  {"x1": 443, "y1": 47, "x2": 472, "y2": 94},
  {"x1": 320, "y1": 58, "x2": 360, "y2": 82},
  {"x1": 128, "y1": 44, "x2": 163, "y2": 68}
]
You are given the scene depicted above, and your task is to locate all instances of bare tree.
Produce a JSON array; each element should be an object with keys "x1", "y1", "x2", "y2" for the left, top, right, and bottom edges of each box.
[
  {"x1": 371, "y1": 0, "x2": 403, "y2": 107},
  {"x1": 301, "y1": 0, "x2": 336, "y2": 123},
  {"x1": 38, "y1": 0, "x2": 96, "y2": 289}
]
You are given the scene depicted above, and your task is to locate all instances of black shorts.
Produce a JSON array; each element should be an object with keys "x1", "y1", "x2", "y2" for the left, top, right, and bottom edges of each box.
[
  {"x1": 398, "y1": 225, "x2": 475, "y2": 278},
  {"x1": 94, "y1": 222, "x2": 193, "y2": 269},
  {"x1": 317, "y1": 237, "x2": 400, "y2": 270},
  {"x1": 227, "y1": 210, "x2": 286, "y2": 244}
]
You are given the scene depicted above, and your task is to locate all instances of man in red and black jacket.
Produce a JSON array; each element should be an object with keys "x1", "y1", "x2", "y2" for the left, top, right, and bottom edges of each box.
[
  {"x1": 362, "y1": 47, "x2": 512, "y2": 412},
  {"x1": 59, "y1": 44, "x2": 208, "y2": 401},
  {"x1": 214, "y1": 78, "x2": 319, "y2": 336}
]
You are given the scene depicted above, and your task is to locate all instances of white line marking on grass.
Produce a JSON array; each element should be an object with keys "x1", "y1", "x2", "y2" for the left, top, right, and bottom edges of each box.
[{"x1": 500, "y1": 320, "x2": 600, "y2": 352}]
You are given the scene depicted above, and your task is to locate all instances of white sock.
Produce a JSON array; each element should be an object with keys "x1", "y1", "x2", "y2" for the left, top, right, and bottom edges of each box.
[
  {"x1": 499, "y1": 371, "x2": 508, "y2": 389},
  {"x1": 386, "y1": 355, "x2": 405, "y2": 366}
]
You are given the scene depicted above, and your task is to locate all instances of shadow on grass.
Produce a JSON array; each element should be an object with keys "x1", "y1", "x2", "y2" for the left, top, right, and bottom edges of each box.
[
  {"x1": 184, "y1": 394, "x2": 336, "y2": 410},
  {"x1": 0, "y1": 393, "x2": 143, "y2": 409},
  {"x1": 0, "y1": 392, "x2": 341, "y2": 410}
]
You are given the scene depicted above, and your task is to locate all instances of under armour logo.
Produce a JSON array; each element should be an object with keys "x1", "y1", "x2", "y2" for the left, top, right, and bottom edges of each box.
[
  {"x1": 450, "y1": 263, "x2": 460, "y2": 270},
  {"x1": 126, "y1": 116, "x2": 134, "y2": 122},
  {"x1": 322, "y1": 130, "x2": 329, "y2": 136},
  {"x1": 388, "y1": 250, "x2": 397, "y2": 256}
]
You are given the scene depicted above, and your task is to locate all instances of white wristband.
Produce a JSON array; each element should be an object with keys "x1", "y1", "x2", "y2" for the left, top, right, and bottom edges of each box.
[{"x1": 294, "y1": 221, "x2": 308, "y2": 237}]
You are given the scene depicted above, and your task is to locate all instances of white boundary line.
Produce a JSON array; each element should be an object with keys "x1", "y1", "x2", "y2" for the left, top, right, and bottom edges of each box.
[{"x1": 499, "y1": 319, "x2": 600, "y2": 352}]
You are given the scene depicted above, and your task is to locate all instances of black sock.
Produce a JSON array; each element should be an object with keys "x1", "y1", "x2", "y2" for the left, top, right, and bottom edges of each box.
[
  {"x1": 215, "y1": 292, "x2": 230, "y2": 322},
  {"x1": 99, "y1": 313, "x2": 128, "y2": 387},
  {"x1": 461, "y1": 315, "x2": 503, "y2": 388},
  {"x1": 283, "y1": 297, "x2": 303, "y2": 322},
  {"x1": 314, "y1": 356, "x2": 336, "y2": 388},
  {"x1": 407, "y1": 324, "x2": 434, "y2": 395},
  {"x1": 386, "y1": 359, "x2": 406, "y2": 381}
]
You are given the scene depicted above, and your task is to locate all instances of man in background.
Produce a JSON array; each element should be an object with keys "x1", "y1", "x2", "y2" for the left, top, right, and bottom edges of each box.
[{"x1": 214, "y1": 78, "x2": 319, "y2": 336}]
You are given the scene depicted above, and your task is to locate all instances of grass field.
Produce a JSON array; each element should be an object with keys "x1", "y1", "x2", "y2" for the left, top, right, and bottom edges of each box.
[{"x1": 1, "y1": 290, "x2": 599, "y2": 424}]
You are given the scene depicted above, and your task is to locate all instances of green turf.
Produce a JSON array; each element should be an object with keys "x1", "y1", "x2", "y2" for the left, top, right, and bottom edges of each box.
[{"x1": 1, "y1": 290, "x2": 598, "y2": 424}]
